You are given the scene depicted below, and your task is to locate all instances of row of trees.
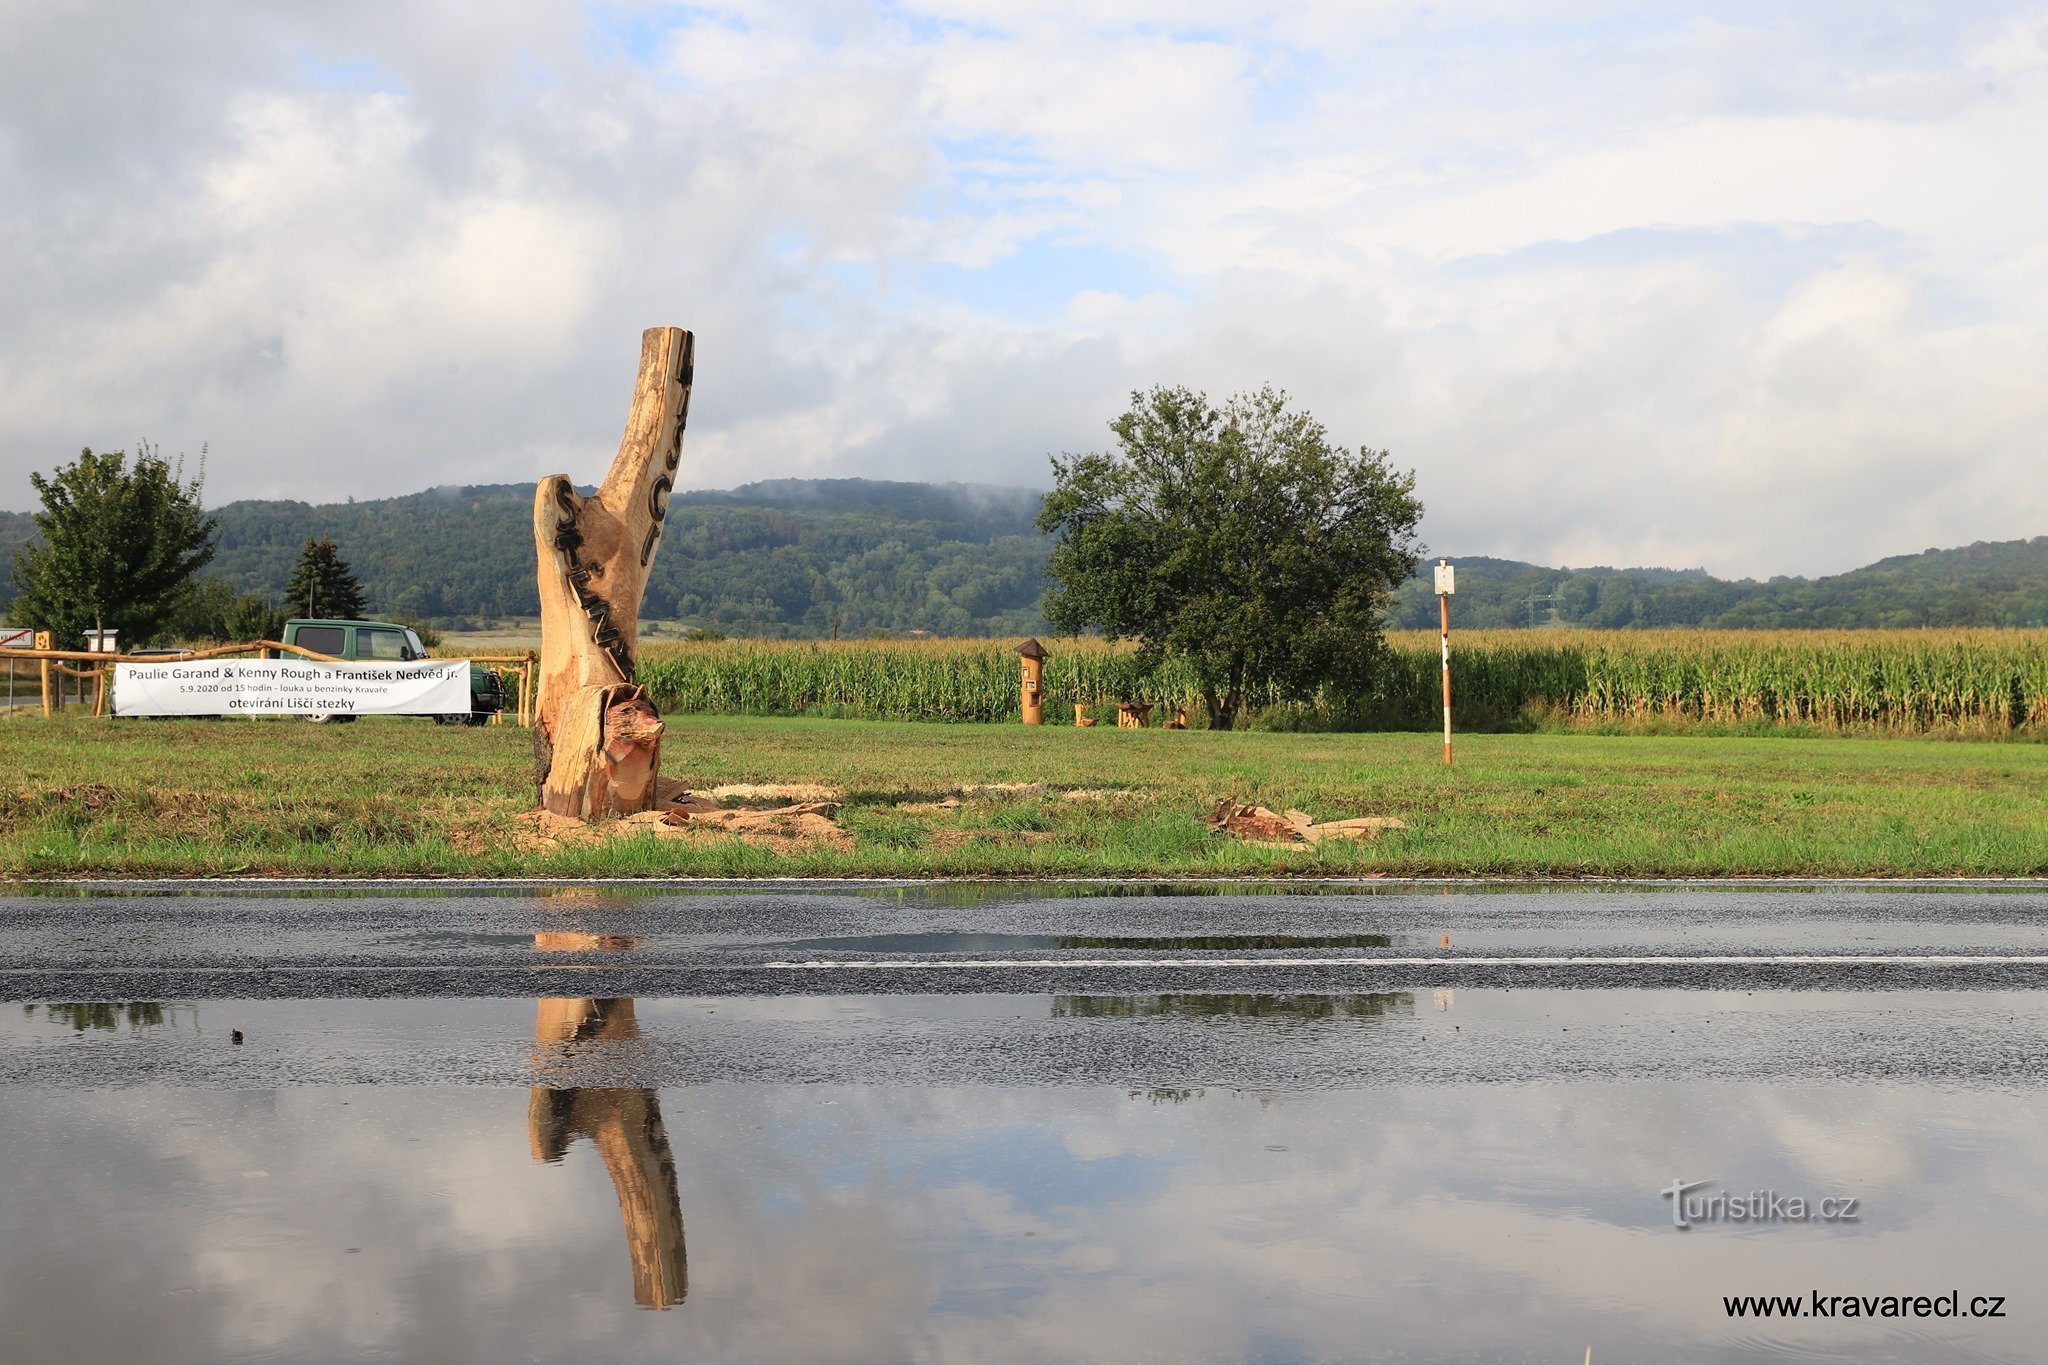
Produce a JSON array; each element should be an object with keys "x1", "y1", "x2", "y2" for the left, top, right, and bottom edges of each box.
[
  {"x1": 12, "y1": 386, "x2": 1426, "y2": 726},
  {"x1": 8, "y1": 444, "x2": 369, "y2": 648}
]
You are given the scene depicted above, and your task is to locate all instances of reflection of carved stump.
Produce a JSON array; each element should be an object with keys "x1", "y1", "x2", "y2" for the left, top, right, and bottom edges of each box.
[
  {"x1": 533, "y1": 327, "x2": 695, "y2": 818},
  {"x1": 530, "y1": 990, "x2": 688, "y2": 1308}
]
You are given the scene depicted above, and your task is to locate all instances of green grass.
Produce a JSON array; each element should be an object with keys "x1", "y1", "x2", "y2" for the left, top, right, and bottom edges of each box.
[{"x1": 3, "y1": 711, "x2": 2046, "y2": 879}]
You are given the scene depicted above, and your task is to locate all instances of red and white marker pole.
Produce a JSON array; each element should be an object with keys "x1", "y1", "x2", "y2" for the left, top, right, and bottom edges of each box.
[{"x1": 1433, "y1": 559, "x2": 1455, "y2": 766}]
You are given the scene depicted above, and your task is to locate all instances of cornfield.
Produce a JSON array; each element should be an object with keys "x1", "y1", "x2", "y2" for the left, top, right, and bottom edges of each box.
[{"x1": 635, "y1": 629, "x2": 2048, "y2": 734}]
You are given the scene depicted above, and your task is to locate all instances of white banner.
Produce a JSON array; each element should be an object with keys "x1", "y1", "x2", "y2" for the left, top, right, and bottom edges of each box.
[{"x1": 114, "y1": 658, "x2": 473, "y2": 718}]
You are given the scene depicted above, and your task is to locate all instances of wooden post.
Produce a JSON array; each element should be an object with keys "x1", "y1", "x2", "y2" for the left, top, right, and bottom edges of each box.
[
  {"x1": 532, "y1": 328, "x2": 695, "y2": 818},
  {"x1": 35, "y1": 632, "x2": 53, "y2": 717},
  {"x1": 1017, "y1": 638, "x2": 1047, "y2": 725},
  {"x1": 1434, "y1": 559, "x2": 1455, "y2": 766},
  {"x1": 1439, "y1": 592, "x2": 1452, "y2": 765}
]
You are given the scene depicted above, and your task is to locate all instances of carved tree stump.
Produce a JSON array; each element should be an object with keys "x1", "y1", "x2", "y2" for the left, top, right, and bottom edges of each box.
[{"x1": 533, "y1": 327, "x2": 695, "y2": 818}]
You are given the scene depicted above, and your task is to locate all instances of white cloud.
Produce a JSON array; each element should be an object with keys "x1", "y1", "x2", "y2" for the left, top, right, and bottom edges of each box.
[{"x1": 2, "y1": 1, "x2": 2046, "y2": 574}]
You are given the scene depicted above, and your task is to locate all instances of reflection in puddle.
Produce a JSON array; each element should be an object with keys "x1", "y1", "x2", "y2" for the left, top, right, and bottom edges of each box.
[
  {"x1": 8, "y1": 986, "x2": 2048, "y2": 1361},
  {"x1": 1053, "y1": 992, "x2": 1414, "y2": 1021},
  {"x1": 21, "y1": 1001, "x2": 193, "y2": 1032},
  {"x1": 533, "y1": 932, "x2": 646, "y2": 953},
  {"x1": 531, "y1": 934, "x2": 685, "y2": 1309}
]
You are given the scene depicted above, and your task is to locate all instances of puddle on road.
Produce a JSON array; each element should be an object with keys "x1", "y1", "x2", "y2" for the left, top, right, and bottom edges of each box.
[{"x1": 6, "y1": 989, "x2": 2048, "y2": 1362}]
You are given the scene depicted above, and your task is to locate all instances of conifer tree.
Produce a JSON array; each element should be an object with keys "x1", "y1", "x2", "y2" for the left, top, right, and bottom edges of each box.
[{"x1": 284, "y1": 536, "x2": 367, "y2": 618}]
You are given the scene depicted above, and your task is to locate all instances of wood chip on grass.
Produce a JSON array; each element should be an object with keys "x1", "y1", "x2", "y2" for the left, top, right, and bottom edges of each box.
[{"x1": 1207, "y1": 799, "x2": 1407, "y2": 850}]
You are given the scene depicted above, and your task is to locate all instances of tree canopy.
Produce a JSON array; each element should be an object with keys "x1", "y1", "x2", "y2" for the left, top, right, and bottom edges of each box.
[
  {"x1": 163, "y1": 574, "x2": 287, "y2": 643},
  {"x1": 9, "y1": 444, "x2": 217, "y2": 647},
  {"x1": 1037, "y1": 385, "x2": 1423, "y2": 728},
  {"x1": 284, "y1": 536, "x2": 368, "y2": 619}
]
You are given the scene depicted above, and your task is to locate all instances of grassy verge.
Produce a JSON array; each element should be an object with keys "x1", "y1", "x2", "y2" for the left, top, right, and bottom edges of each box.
[{"x1": 2, "y1": 712, "x2": 2046, "y2": 879}]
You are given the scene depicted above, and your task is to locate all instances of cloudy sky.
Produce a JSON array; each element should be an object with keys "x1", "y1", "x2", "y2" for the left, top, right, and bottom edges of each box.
[{"x1": 3, "y1": 2, "x2": 2045, "y2": 575}]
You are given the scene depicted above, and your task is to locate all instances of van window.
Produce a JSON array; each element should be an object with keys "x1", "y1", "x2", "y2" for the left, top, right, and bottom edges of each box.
[
  {"x1": 361, "y1": 629, "x2": 408, "y2": 660},
  {"x1": 295, "y1": 626, "x2": 346, "y2": 657}
]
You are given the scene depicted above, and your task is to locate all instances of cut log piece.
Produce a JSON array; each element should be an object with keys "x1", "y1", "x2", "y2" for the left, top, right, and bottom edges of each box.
[{"x1": 533, "y1": 327, "x2": 695, "y2": 817}]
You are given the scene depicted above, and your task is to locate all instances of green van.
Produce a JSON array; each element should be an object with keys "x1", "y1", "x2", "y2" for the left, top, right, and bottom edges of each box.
[{"x1": 280, "y1": 618, "x2": 504, "y2": 725}]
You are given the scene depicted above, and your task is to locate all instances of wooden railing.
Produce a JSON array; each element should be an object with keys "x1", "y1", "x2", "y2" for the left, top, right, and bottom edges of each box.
[{"x1": 4, "y1": 641, "x2": 538, "y2": 726}]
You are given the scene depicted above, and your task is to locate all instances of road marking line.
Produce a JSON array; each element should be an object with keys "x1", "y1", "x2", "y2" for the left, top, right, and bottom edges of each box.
[
  {"x1": 11, "y1": 954, "x2": 2048, "y2": 975},
  {"x1": 761, "y1": 955, "x2": 2048, "y2": 969}
]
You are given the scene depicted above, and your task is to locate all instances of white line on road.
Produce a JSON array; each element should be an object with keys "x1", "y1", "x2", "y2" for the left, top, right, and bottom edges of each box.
[
  {"x1": 761, "y1": 954, "x2": 2048, "y2": 969},
  {"x1": 6, "y1": 954, "x2": 2048, "y2": 975}
]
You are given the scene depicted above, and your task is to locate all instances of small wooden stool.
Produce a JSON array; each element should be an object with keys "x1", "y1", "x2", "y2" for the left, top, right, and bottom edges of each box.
[{"x1": 1116, "y1": 701, "x2": 1153, "y2": 729}]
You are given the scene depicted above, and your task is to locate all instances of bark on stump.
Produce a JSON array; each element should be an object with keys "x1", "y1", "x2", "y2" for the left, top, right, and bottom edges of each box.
[{"x1": 532, "y1": 327, "x2": 695, "y2": 818}]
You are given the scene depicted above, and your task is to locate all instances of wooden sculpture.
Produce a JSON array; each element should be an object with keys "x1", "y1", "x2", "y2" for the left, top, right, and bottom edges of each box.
[{"x1": 532, "y1": 327, "x2": 695, "y2": 818}]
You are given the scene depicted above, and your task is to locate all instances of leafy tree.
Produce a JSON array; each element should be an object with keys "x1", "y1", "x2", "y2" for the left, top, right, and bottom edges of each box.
[
  {"x1": 1037, "y1": 385, "x2": 1423, "y2": 728},
  {"x1": 162, "y1": 574, "x2": 286, "y2": 643},
  {"x1": 223, "y1": 593, "x2": 289, "y2": 642},
  {"x1": 10, "y1": 443, "x2": 217, "y2": 648},
  {"x1": 284, "y1": 536, "x2": 367, "y2": 618}
]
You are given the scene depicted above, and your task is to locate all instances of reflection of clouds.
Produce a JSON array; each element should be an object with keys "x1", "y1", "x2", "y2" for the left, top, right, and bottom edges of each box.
[
  {"x1": 1, "y1": 1088, "x2": 605, "y2": 1360},
  {"x1": 8, "y1": 1013, "x2": 2048, "y2": 1358}
]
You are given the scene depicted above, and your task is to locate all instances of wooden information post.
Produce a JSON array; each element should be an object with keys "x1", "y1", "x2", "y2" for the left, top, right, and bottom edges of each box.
[
  {"x1": 1017, "y1": 638, "x2": 1047, "y2": 725},
  {"x1": 532, "y1": 327, "x2": 695, "y2": 818}
]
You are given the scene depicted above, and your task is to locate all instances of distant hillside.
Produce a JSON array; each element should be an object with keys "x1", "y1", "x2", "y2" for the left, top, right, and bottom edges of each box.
[
  {"x1": 202, "y1": 478, "x2": 1051, "y2": 638},
  {"x1": 6, "y1": 476, "x2": 2046, "y2": 634},
  {"x1": 1387, "y1": 539, "x2": 2048, "y2": 629}
]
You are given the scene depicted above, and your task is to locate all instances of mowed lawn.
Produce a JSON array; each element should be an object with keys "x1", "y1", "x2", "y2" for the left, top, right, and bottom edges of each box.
[{"x1": 1, "y1": 711, "x2": 2044, "y2": 878}]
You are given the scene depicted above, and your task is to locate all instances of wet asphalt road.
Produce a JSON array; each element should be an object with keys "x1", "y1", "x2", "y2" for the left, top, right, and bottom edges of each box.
[
  {"x1": 7, "y1": 882, "x2": 2048, "y2": 1089},
  {"x1": 6, "y1": 880, "x2": 2048, "y2": 1001}
]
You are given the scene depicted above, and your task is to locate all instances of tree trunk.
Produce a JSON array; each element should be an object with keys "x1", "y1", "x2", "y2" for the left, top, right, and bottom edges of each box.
[
  {"x1": 1221, "y1": 654, "x2": 1248, "y2": 731},
  {"x1": 532, "y1": 327, "x2": 695, "y2": 818}
]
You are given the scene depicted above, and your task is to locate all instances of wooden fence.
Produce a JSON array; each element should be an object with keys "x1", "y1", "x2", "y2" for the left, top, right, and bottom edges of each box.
[{"x1": 2, "y1": 640, "x2": 537, "y2": 726}]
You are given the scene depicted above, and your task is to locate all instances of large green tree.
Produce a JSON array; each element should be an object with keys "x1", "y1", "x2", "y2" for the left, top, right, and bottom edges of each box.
[
  {"x1": 284, "y1": 536, "x2": 367, "y2": 618},
  {"x1": 1038, "y1": 385, "x2": 1423, "y2": 729},
  {"x1": 163, "y1": 575, "x2": 288, "y2": 643},
  {"x1": 10, "y1": 444, "x2": 217, "y2": 648}
]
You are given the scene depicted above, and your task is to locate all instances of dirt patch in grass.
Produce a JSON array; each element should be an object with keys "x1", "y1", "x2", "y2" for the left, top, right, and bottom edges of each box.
[
  {"x1": 706, "y1": 782, "x2": 841, "y2": 805},
  {"x1": 51, "y1": 783, "x2": 121, "y2": 812},
  {"x1": 512, "y1": 783, "x2": 853, "y2": 855},
  {"x1": 927, "y1": 826, "x2": 1059, "y2": 853}
]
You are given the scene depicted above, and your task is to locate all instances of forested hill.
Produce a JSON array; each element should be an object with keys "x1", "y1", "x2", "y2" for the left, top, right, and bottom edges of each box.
[
  {"x1": 206, "y1": 479, "x2": 1052, "y2": 637},
  {"x1": 1387, "y1": 540, "x2": 2048, "y2": 629},
  {"x1": 4, "y1": 477, "x2": 2046, "y2": 632}
]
